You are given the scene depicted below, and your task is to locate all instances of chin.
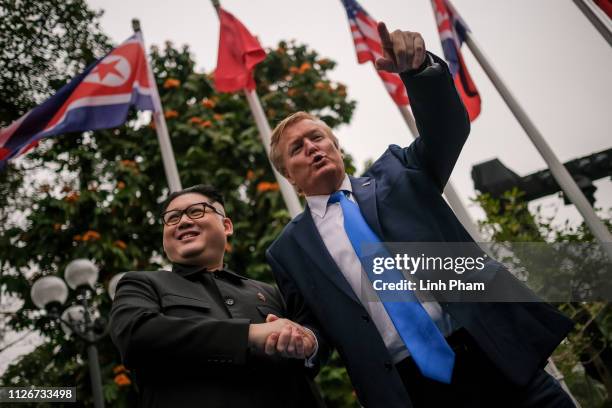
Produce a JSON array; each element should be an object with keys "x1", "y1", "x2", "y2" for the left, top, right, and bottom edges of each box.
[{"x1": 312, "y1": 168, "x2": 342, "y2": 189}]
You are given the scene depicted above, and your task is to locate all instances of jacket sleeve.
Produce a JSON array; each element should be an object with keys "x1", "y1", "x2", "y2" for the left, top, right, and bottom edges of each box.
[
  {"x1": 266, "y1": 249, "x2": 331, "y2": 375},
  {"x1": 109, "y1": 271, "x2": 251, "y2": 372},
  {"x1": 397, "y1": 51, "x2": 471, "y2": 192}
]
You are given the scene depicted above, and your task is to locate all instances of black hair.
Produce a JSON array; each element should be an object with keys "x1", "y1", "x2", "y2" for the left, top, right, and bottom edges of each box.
[{"x1": 160, "y1": 184, "x2": 225, "y2": 214}]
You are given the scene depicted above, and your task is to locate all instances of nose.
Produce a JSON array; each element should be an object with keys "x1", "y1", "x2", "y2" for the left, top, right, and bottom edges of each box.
[
  {"x1": 176, "y1": 214, "x2": 195, "y2": 229},
  {"x1": 303, "y1": 138, "x2": 318, "y2": 155}
]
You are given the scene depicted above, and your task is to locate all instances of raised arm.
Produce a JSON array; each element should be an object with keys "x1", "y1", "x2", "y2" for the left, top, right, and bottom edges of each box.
[{"x1": 376, "y1": 22, "x2": 470, "y2": 191}]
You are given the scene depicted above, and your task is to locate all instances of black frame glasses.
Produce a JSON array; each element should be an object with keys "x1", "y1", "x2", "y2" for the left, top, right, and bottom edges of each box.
[{"x1": 161, "y1": 202, "x2": 225, "y2": 226}]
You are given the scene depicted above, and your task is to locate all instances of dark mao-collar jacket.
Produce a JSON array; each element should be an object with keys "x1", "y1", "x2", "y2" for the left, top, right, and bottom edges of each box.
[{"x1": 110, "y1": 264, "x2": 325, "y2": 408}]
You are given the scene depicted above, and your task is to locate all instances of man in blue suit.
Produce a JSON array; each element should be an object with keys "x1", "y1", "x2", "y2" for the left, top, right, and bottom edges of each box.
[{"x1": 265, "y1": 23, "x2": 575, "y2": 407}]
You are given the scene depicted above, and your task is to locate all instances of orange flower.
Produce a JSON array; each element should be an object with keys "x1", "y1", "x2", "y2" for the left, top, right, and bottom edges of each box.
[
  {"x1": 117, "y1": 181, "x2": 126, "y2": 190},
  {"x1": 39, "y1": 184, "x2": 51, "y2": 193},
  {"x1": 164, "y1": 110, "x2": 179, "y2": 119},
  {"x1": 61, "y1": 186, "x2": 72, "y2": 193},
  {"x1": 53, "y1": 223, "x2": 62, "y2": 231},
  {"x1": 114, "y1": 373, "x2": 131, "y2": 387},
  {"x1": 114, "y1": 240, "x2": 127, "y2": 250},
  {"x1": 64, "y1": 192, "x2": 80, "y2": 203},
  {"x1": 200, "y1": 120, "x2": 212, "y2": 128},
  {"x1": 120, "y1": 159, "x2": 136, "y2": 168},
  {"x1": 298, "y1": 62, "x2": 312, "y2": 73},
  {"x1": 316, "y1": 58, "x2": 330, "y2": 66},
  {"x1": 287, "y1": 88, "x2": 298, "y2": 97},
  {"x1": 336, "y1": 84, "x2": 347, "y2": 97},
  {"x1": 246, "y1": 170, "x2": 255, "y2": 181},
  {"x1": 266, "y1": 109, "x2": 276, "y2": 118},
  {"x1": 149, "y1": 120, "x2": 156, "y2": 130},
  {"x1": 256, "y1": 182, "x2": 280, "y2": 192},
  {"x1": 289, "y1": 66, "x2": 299, "y2": 74},
  {"x1": 113, "y1": 365, "x2": 127, "y2": 375},
  {"x1": 82, "y1": 230, "x2": 101, "y2": 242},
  {"x1": 189, "y1": 117, "x2": 203, "y2": 125},
  {"x1": 213, "y1": 113, "x2": 224, "y2": 121},
  {"x1": 73, "y1": 234, "x2": 82, "y2": 242},
  {"x1": 201, "y1": 98, "x2": 216, "y2": 109},
  {"x1": 315, "y1": 81, "x2": 326, "y2": 90},
  {"x1": 163, "y1": 78, "x2": 181, "y2": 89}
]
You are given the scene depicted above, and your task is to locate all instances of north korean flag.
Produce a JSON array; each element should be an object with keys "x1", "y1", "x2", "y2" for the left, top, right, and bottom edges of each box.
[
  {"x1": 0, "y1": 33, "x2": 156, "y2": 167},
  {"x1": 432, "y1": 0, "x2": 481, "y2": 121}
]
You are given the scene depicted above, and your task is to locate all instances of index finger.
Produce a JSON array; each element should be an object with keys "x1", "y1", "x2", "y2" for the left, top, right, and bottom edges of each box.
[{"x1": 377, "y1": 22, "x2": 393, "y2": 50}]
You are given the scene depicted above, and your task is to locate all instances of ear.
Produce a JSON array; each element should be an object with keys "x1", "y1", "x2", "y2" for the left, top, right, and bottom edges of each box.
[
  {"x1": 284, "y1": 173, "x2": 305, "y2": 195},
  {"x1": 223, "y1": 216, "x2": 234, "y2": 237}
]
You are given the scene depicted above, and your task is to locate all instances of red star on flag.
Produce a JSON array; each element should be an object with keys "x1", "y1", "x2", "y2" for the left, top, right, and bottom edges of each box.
[{"x1": 92, "y1": 59, "x2": 124, "y2": 81}]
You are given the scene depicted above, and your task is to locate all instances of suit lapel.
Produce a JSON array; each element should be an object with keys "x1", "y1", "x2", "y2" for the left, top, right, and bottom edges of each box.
[
  {"x1": 350, "y1": 176, "x2": 385, "y2": 238},
  {"x1": 291, "y1": 207, "x2": 362, "y2": 305}
]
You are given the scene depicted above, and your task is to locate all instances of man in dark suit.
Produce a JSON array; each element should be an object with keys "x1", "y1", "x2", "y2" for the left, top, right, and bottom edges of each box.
[
  {"x1": 266, "y1": 23, "x2": 575, "y2": 407},
  {"x1": 110, "y1": 184, "x2": 325, "y2": 408}
]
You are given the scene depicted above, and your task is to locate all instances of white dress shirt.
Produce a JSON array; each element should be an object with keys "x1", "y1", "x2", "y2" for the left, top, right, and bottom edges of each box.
[{"x1": 306, "y1": 174, "x2": 455, "y2": 363}]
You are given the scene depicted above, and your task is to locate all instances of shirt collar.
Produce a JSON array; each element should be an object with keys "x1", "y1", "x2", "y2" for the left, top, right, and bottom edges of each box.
[
  {"x1": 172, "y1": 263, "x2": 247, "y2": 281},
  {"x1": 305, "y1": 174, "x2": 352, "y2": 219}
]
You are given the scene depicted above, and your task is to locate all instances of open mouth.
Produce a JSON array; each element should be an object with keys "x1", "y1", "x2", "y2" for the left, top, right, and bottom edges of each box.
[
  {"x1": 177, "y1": 231, "x2": 200, "y2": 241},
  {"x1": 312, "y1": 153, "x2": 327, "y2": 168}
]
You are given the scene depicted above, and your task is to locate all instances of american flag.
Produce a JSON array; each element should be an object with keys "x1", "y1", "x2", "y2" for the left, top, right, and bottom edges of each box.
[{"x1": 340, "y1": 0, "x2": 409, "y2": 106}]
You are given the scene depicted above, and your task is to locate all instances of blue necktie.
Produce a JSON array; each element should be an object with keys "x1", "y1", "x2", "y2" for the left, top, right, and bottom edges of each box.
[{"x1": 329, "y1": 190, "x2": 455, "y2": 383}]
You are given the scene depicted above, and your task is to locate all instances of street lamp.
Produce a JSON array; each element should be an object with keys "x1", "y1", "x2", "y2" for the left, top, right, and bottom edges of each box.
[{"x1": 30, "y1": 259, "x2": 108, "y2": 408}]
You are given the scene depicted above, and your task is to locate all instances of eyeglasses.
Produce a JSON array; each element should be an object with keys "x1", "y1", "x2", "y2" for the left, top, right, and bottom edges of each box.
[{"x1": 161, "y1": 202, "x2": 225, "y2": 226}]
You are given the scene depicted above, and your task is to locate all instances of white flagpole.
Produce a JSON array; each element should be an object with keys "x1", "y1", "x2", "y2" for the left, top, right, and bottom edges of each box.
[
  {"x1": 397, "y1": 104, "x2": 483, "y2": 241},
  {"x1": 572, "y1": 0, "x2": 612, "y2": 46},
  {"x1": 445, "y1": 1, "x2": 612, "y2": 258},
  {"x1": 243, "y1": 90, "x2": 303, "y2": 218},
  {"x1": 132, "y1": 19, "x2": 183, "y2": 192}
]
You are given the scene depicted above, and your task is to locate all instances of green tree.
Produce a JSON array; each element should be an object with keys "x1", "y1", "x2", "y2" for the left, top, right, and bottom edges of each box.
[
  {"x1": 0, "y1": 30, "x2": 359, "y2": 405},
  {"x1": 475, "y1": 190, "x2": 612, "y2": 407}
]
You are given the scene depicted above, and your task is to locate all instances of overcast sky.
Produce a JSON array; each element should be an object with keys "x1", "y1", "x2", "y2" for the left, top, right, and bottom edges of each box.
[
  {"x1": 85, "y1": 0, "x2": 612, "y2": 229},
  {"x1": 89, "y1": 0, "x2": 611, "y2": 226}
]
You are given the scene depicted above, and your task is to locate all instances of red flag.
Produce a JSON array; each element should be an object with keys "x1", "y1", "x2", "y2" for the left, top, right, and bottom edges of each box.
[
  {"x1": 340, "y1": 0, "x2": 409, "y2": 106},
  {"x1": 594, "y1": 0, "x2": 612, "y2": 18},
  {"x1": 214, "y1": 7, "x2": 266, "y2": 93}
]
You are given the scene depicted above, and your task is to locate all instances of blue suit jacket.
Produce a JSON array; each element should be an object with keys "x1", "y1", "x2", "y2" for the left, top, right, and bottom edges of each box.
[{"x1": 266, "y1": 53, "x2": 573, "y2": 407}]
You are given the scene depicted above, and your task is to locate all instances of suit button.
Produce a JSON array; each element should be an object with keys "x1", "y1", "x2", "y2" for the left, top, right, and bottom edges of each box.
[
  {"x1": 361, "y1": 314, "x2": 370, "y2": 322},
  {"x1": 384, "y1": 361, "x2": 393, "y2": 371},
  {"x1": 225, "y1": 298, "x2": 235, "y2": 306}
]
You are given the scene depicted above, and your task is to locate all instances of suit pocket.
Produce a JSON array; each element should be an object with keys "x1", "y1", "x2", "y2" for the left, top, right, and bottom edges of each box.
[
  {"x1": 161, "y1": 294, "x2": 211, "y2": 310},
  {"x1": 256, "y1": 305, "x2": 284, "y2": 319}
]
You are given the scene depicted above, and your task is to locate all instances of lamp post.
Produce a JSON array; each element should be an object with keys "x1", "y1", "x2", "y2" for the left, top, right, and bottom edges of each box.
[{"x1": 30, "y1": 259, "x2": 108, "y2": 408}]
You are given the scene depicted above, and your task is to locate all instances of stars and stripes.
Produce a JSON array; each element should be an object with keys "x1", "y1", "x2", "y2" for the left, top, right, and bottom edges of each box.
[
  {"x1": 0, "y1": 33, "x2": 156, "y2": 167},
  {"x1": 340, "y1": 0, "x2": 409, "y2": 106}
]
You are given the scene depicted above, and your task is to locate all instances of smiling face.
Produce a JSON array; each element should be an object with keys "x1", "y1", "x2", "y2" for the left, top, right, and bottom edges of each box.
[
  {"x1": 278, "y1": 119, "x2": 345, "y2": 196},
  {"x1": 162, "y1": 193, "x2": 233, "y2": 269}
]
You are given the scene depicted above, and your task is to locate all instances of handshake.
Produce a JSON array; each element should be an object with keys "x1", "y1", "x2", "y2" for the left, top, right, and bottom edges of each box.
[{"x1": 248, "y1": 314, "x2": 316, "y2": 360}]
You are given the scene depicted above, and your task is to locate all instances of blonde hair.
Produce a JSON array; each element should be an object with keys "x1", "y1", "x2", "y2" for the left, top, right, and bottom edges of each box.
[{"x1": 270, "y1": 111, "x2": 339, "y2": 176}]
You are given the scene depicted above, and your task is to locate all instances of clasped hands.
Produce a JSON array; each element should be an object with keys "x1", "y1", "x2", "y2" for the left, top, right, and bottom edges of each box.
[{"x1": 248, "y1": 314, "x2": 316, "y2": 360}]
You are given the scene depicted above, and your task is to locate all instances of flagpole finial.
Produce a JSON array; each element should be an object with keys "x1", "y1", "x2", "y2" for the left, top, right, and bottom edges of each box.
[{"x1": 131, "y1": 19, "x2": 141, "y2": 33}]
